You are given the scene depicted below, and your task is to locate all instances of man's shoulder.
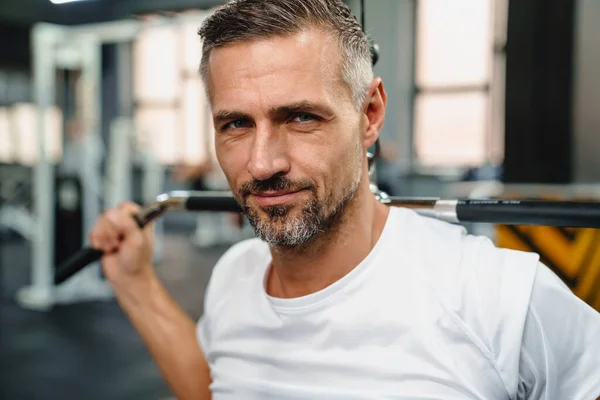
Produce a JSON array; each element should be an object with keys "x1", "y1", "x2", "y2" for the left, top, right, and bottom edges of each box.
[
  {"x1": 399, "y1": 208, "x2": 540, "y2": 281},
  {"x1": 408, "y1": 209, "x2": 540, "y2": 311},
  {"x1": 401, "y1": 210, "x2": 543, "y2": 396}
]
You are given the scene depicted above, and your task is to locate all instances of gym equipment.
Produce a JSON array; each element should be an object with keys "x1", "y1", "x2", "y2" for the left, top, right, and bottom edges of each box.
[
  {"x1": 20, "y1": 14, "x2": 196, "y2": 311},
  {"x1": 54, "y1": 176, "x2": 84, "y2": 268},
  {"x1": 361, "y1": 0, "x2": 380, "y2": 67},
  {"x1": 54, "y1": 189, "x2": 600, "y2": 285},
  {"x1": 105, "y1": 117, "x2": 166, "y2": 261},
  {"x1": 14, "y1": 23, "x2": 110, "y2": 312},
  {"x1": 0, "y1": 165, "x2": 38, "y2": 254}
]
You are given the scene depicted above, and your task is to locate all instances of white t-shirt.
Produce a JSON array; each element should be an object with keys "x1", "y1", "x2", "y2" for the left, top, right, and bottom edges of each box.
[{"x1": 197, "y1": 206, "x2": 600, "y2": 399}]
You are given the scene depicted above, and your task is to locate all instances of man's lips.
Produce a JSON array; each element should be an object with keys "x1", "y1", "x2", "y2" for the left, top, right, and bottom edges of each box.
[{"x1": 250, "y1": 189, "x2": 305, "y2": 207}]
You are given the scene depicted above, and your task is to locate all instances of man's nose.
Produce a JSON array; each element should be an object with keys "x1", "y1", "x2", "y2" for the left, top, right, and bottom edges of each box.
[{"x1": 247, "y1": 124, "x2": 291, "y2": 181}]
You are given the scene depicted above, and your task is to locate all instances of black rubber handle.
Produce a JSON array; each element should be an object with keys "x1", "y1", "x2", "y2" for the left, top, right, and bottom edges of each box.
[
  {"x1": 54, "y1": 248, "x2": 104, "y2": 284},
  {"x1": 52, "y1": 194, "x2": 242, "y2": 285},
  {"x1": 54, "y1": 214, "x2": 146, "y2": 285},
  {"x1": 185, "y1": 195, "x2": 242, "y2": 213},
  {"x1": 456, "y1": 200, "x2": 600, "y2": 228}
]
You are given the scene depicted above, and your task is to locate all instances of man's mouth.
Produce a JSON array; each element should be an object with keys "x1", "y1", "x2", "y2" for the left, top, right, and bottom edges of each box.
[{"x1": 250, "y1": 189, "x2": 305, "y2": 207}]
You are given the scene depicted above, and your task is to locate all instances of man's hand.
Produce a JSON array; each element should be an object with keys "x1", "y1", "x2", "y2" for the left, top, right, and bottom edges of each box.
[
  {"x1": 89, "y1": 201, "x2": 155, "y2": 287},
  {"x1": 88, "y1": 202, "x2": 212, "y2": 399}
]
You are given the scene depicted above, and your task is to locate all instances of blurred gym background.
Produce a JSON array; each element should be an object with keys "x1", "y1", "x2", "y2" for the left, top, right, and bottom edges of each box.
[{"x1": 0, "y1": 0, "x2": 599, "y2": 398}]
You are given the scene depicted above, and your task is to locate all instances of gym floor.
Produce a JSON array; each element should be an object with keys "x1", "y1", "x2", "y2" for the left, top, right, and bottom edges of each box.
[{"x1": 0, "y1": 232, "x2": 227, "y2": 400}]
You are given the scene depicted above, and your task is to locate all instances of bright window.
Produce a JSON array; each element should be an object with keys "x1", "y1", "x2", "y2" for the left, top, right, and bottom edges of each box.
[
  {"x1": 181, "y1": 20, "x2": 204, "y2": 73},
  {"x1": 416, "y1": 0, "x2": 491, "y2": 88},
  {"x1": 133, "y1": 12, "x2": 213, "y2": 166},
  {"x1": 414, "y1": 92, "x2": 488, "y2": 166},
  {"x1": 11, "y1": 103, "x2": 63, "y2": 165},
  {"x1": 135, "y1": 107, "x2": 181, "y2": 164},
  {"x1": 181, "y1": 78, "x2": 213, "y2": 164},
  {"x1": 414, "y1": 0, "x2": 506, "y2": 168},
  {"x1": 133, "y1": 26, "x2": 180, "y2": 104}
]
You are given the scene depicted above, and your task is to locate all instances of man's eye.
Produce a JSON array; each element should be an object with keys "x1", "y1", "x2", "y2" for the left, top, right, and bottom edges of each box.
[
  {"x1": 292, "y1": 113, "x2": 318, "y2": 123},
  {"x1": 224, "y1": 119, "x2": 250, "y2": 130}
]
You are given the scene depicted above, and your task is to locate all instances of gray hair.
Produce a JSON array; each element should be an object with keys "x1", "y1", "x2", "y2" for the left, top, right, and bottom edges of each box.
[{"x1": 197, "y1": 0, "x2": 374, "y2": 109}]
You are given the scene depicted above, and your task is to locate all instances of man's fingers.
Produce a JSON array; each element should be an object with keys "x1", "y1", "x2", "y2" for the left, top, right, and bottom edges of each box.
[
  {"x1": 88, "y1": 201, "x2": 149, "y2": 256},
  {"x1": 119, "y1": 200, "x2": 156, "y2": 234},
  {"x1": 118, "y1": 201, "x2": 142, "y2": 214},
  {"x1": 90, "y1": 214, "x2": 121, "y2": 253},
  {"x1": 105, "y1": 208, "x2": 141, "y2": 236}
]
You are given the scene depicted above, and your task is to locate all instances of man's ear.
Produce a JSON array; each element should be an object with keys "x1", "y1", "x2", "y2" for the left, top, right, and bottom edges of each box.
[{"x1": 362, "y1": 77, "x2": 387, "y2": 149}]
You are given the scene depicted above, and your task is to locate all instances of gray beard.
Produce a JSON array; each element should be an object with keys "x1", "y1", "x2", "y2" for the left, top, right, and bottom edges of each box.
[{"x1": 244, "y1": 169, "x2": 362, "y2": 249}]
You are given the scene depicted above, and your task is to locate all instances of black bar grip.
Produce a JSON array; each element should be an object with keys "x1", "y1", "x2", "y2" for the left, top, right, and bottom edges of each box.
[
  {"x1": 54, "y1": 212, "x2": 147, "y2": 285},
  {"x1": 185, "y1": 194, "x2": 242, "y2": 213},
  {"x1": 54, "y1": 247, "x2": 104, "y2": 285},
  {"x1": 456, "y1": 200, "x2": 600, "y2": 228}
]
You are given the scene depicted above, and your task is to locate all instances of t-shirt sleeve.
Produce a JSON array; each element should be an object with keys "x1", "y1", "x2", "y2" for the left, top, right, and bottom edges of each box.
[
  {"x1": 195, "y1": 238, "x2": 264, "y2": 358},
  {"x1": 196, "y1": 315, "x2": 210, "y2": 357},
  {"x1": 195, "y1": 247, "x2": 233, "y2": 357},
  {"x1": 195, "y1": 248, "x2": 232, "y2": 357},
  {"x1": 517, "y1": 263, "x2": 600, "y2": 400}
]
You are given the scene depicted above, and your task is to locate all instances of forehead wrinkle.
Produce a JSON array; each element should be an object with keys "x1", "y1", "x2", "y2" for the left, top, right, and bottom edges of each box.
[{"x1": 208, "y1": 28, "x2": 352, "y2": 115}]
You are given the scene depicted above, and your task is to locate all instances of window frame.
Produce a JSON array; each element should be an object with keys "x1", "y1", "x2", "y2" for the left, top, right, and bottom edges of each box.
[{"x1": 409, "y1": 0, "x2": 507, "y2": 174}]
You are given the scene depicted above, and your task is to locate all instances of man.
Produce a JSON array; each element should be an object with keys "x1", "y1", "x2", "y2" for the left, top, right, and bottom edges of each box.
[{"x1": 89, "y1": 1, "x2": 600, "y2": 399}]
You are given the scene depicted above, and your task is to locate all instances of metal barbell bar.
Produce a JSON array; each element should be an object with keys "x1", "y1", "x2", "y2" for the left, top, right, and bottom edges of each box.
[{"x1": 54, "y1": 189, "x2": 600, "y2": 285}]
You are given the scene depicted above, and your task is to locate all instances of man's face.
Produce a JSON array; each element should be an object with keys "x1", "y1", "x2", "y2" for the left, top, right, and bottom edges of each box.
[{"x1": 207, "y1": 29, "x2": 367, "y2": 248}]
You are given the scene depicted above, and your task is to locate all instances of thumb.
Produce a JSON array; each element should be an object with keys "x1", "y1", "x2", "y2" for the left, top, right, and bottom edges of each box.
[{"x1": 118, "y1": 201, "x2": 155, "y2": 237}]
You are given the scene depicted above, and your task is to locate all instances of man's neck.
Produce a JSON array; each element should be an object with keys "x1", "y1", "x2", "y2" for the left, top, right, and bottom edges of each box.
[{"x1": 266, "y1": 186, "x2": 390, "y2": 299}]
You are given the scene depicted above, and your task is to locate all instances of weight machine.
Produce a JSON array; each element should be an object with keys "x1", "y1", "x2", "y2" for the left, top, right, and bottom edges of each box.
[
  {"x1": 14, "y1": 23, "x2": 106, "y2": 311},
  {"x1": 17, "y1": 13, "x2": 203, "y2": 311}
]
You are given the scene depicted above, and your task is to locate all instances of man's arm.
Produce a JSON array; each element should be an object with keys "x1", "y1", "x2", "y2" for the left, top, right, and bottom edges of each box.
[
  {"x1": 114, "y1": 273, "x2": 212, "y2": 400},
  {"x1": 88, "y1": 202, "x2": 212, "y2": 399}
]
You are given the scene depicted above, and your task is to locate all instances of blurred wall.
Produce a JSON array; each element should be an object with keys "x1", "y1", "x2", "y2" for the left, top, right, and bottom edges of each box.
[
  {"x1": 346, "y1": 0, "x2": 415, "y2": 173},
  {"x1": 572, "y1": 0, "x2": 600, "y2": 183}
]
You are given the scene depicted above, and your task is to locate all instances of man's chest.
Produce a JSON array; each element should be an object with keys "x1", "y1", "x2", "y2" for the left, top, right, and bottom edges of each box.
[{"x1": 204, "y1": 296, "x2": 511, "y2": 399}]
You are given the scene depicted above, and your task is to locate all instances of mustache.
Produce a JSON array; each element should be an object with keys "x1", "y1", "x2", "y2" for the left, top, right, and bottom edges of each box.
[{"x1": 239, "y1": 174, "x2": 316, "y2": 198}]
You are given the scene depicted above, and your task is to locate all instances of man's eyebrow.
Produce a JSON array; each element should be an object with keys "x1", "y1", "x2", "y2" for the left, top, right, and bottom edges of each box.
[
  {"x1": 213, "y1": 110, "x2": 251, "y2": 125},
  {"x1": 268, "y1": 101, "x2": 335, "y2": 117},
  {"x1": 213, "y1": 101, "x2": 335, "y2": 125}
]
